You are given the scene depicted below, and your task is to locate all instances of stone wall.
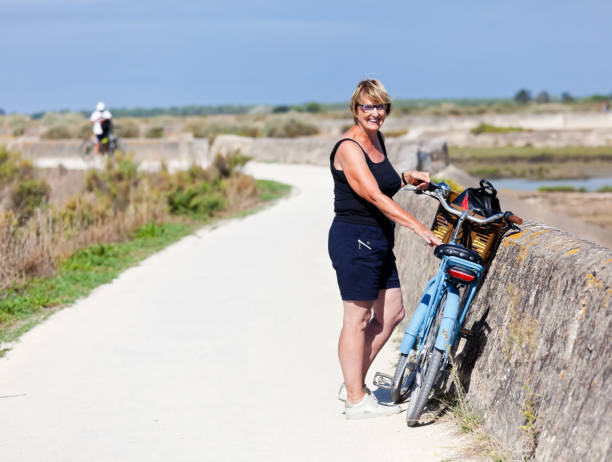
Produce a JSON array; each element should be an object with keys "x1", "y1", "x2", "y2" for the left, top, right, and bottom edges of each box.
[
  {"x1": 8, "y1": 135, "x2": 449, "y2": 173},
  {"x1": 400, "y1": 112, "x2": 612, "y2": 131},
  {"x1": 427, "y1": 128, "x2": 612, "y2": 148},
  {"x1": 210, "y1": 134, "x2": 449, "y2": 172},
  {"x1": 393, "y1": 192, "x2": 611, "y2": 461},
  {"x1": 7, "y1": 138, "x2": 209, "y2": 167}
]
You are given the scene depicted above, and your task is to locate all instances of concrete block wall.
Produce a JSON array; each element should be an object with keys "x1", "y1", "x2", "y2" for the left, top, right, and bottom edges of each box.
[
  {"x1": 393, "y1": 191, "x2": 611, "y2": 461},
  {"x1": 9, "y1": 135, "x2": 449, "y2": 173},
  {"x1": 210, "y1": 134, "x2": 449, "y2": 172},
  {"x1": 398, "y1": 112, "x2": 612, "y2": 132},
  {"x1": 7, "y1": 139, "x2": 209, "y2": 166}
]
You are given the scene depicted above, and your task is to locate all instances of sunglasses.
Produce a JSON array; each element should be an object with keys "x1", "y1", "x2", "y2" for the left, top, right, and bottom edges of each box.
[{"x1": 356, "y1": 103, "x2": 390, "y2": 113}]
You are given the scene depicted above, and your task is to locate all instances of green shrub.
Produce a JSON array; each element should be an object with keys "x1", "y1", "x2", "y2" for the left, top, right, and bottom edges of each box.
[
  {"x1": 59, "y1": 193, "x2": 110, "y2": 229},
  {"x1": 471, "y1": 123, "x2": 526, "y2": 135},
  {"x1": 12, "y1": 127, "x2": 25, "y2": 137},
  {"x1": 188, "y1": 192, "x2": 226, "y2": 215},
  {"x1": 40, "y1": 112, "x2": 85, "y2": 127},
  {"x1": 261, "y1": 117, "x2": 319, "y2": 138},
  {"x1": 159, "y1": 152, "x2": 253, "y2": 217},
  {"x1": 537, "y1": 185, "x2": 578, "y2": 192},
  {"x1": 75, "y1": 123, "x2": 92, "y2": 140},
  {"x1": 0, "y1": 146, "x2": 34, "y2": 185},
  {"x1": 596, "y1": 185, "x2": 612, "y2": 192},
  {"x1": 186, "y1": 121, "x2": 259, "y2": 140},
  {"x1": 145, "y1": 126, "x2": 164, "y2": 138},
  {"x1": 468, "y1": 167, "x2": 501, "y2": 178},
  {"x1": 211, "y1": 151, "x2": 252, "y2": 178},
  {"x1": 185, "y1": 121, "x2": 209, "y2": 138},
  {"x1": 10, "y1": 179, "x2": 50, "y2": 221},
  {"x1": 3, "y1": 115, "x2": 29, "y2": 137},
  {"x1": 42, "y1": 126, "x2": 73, "y2": 140},
  {"x1": 85, "y1": 153, "x2": 141, "y2": 211},
  {"x1": 166, "y1": 183, "x2": 225, "y2": 216},
  {"x1": 383, "y1": 129, "x2": 408, "y2": 137},
  {"x1": 115, "y1": 120, "x2": 140, "y2": 138}
]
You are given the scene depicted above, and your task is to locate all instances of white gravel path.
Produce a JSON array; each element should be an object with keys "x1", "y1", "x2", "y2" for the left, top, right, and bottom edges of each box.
[{"x1": 0, "y1": 163, "x2": 470, "y2": 461}]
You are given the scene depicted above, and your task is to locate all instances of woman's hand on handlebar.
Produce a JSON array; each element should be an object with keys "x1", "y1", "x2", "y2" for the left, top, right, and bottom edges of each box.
[
  {"x1": 414, "y1": 223, "x2": 443, "y2": 247},
  {"x1": 403, "y1": 170, "x2": 431, "y2": 191}
]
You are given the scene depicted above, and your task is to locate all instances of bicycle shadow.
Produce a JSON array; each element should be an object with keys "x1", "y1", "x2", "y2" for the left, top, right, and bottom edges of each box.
[
  {"x1": 372, "y1": 386, "x2": 392, "y2": 403},
  {"x1": 452, "y1": 307, "x2": 492, "y2": 394}
]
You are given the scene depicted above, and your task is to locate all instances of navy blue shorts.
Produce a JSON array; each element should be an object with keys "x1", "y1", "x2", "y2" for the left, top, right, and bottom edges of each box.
[{"x1": 328, "y1": 219, "x2": 401, "y2": 301}]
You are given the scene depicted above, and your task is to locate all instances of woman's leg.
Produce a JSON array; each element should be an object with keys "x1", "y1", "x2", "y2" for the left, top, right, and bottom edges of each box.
[
  {"x1": 338, "y1": 300, "x2": 373, "y2": 404},
  {"x1": 362, "y1": 287, "x2": 405, "y2": 378}
]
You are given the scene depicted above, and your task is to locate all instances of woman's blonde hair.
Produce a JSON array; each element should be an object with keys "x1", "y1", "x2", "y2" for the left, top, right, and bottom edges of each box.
[{"x1": 349, "y1": 79, "x2": 392, "y2": 121}]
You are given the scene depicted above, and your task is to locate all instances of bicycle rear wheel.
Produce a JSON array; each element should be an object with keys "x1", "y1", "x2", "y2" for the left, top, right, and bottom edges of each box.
[
  {"x1": 405, "y1": 348, "x2": 443, "y2": 426},
  {"x1": 80, "y1": 138, "x2": 95, "y2": 161}
]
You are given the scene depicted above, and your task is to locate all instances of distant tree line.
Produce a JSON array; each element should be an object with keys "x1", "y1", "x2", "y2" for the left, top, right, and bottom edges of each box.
[
  {"x1": 514, "y1": 89, "x2": 612, "y2": 105},
  {"x1": 26, "y1": 102, "x2": 328, "y2": 119},
  {"x1": 104, "y1": 105, "x2": 254, "y2": 117},
  {"x1": 6, "y1": 91, "x2": 611, "y2": 120}
]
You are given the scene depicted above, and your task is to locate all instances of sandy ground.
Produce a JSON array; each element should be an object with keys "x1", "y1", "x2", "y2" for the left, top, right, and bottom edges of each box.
[{"x1": 0, "y1": 163, "x2": 471, "y2": 462}]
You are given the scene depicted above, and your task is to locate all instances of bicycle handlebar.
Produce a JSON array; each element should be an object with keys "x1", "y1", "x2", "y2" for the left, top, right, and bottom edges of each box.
[{"x1": 410, "y1": 180, "x2": 523, "y2": 227}]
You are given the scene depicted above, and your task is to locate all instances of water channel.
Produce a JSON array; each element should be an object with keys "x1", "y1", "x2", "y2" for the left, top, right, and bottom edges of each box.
[{"x1": 491, "y1": 177, "x2": 612, "y2": 191}]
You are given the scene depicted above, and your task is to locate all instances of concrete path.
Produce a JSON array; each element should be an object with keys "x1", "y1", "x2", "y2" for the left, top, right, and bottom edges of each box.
[{"x1": 0, "y1": 163, "x2": 469, "y2": 461}]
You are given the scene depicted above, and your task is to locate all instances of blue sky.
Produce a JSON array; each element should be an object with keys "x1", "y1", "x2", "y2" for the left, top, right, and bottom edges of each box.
[{"x1": 1, "y1": 0, "x2": 610, "y2": 113}]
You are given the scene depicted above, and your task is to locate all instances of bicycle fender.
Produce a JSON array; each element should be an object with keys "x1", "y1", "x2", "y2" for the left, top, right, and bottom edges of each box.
[
  {"x1": 399, "y1": 277, "x2": 437, "y2": 354},
  {"x1": 435, "y1": 284, "x2": 460, "y2": 352}
]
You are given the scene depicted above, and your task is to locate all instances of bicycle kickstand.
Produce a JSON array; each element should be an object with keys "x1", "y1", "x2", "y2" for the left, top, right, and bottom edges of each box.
[{"x1": 458, "y1": 327, "x2": 472, "y2": 340}]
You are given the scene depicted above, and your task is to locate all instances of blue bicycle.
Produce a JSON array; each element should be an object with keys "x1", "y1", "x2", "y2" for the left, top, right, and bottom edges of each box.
[{"x1": 388, "y1": 181, "x2": 522, "y2": 426}]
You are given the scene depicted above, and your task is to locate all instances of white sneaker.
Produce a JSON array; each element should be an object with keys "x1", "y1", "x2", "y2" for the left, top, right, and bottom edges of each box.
[
  {"x1": 345, "y1": 391, "x2": 401, "y2": 420},
  {"x1": 337, "y1": 383, "x2": 371, "y2": 402}
]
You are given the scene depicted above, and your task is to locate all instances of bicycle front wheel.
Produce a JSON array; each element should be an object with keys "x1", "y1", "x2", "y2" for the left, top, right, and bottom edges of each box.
[
  {"x1": 392, "y1": 351, "x2": 416, "y2": 403},
  {"x1": 108, "y1": 134, "x2": 123, "y2": 157},
  {"x1": 404, "y1": 292, "x2": 446, "y2": 426}
]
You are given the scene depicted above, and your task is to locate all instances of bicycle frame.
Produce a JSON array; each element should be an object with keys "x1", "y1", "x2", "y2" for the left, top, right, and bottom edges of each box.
[
  {"x1": 398, "y1": 255, "x2": 484, "y2": 365},
  {"x1": 390, "y1": 182, "x2": 522, "y2": 422}
]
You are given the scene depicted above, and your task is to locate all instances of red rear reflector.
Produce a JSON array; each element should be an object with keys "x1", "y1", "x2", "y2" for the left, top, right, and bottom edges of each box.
[
  {"x1": 461, "y1": 192, "x2": 470, "y2": 210},
  {"x1": 449, "y1": 268, "x2": 476, "y2": 282}
]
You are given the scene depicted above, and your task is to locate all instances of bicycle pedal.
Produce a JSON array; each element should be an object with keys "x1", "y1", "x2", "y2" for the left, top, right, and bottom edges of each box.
[
  {"x1": 458, "y1": 327, "x2": 472, "y2": 339},
  {"x1": 372, "y1": 372, "x2": 393, "y2": 389}
]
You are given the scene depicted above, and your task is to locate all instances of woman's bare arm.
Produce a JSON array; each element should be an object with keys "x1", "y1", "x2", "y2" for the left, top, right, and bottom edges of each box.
[{"x1": 335, "y1": 142, "x2": 441, "y2": 246}]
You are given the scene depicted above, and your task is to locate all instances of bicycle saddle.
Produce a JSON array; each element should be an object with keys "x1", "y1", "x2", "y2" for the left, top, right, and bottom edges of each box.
[{"x1": 434, "y1": 243, "x2": 483, "y2": 265}]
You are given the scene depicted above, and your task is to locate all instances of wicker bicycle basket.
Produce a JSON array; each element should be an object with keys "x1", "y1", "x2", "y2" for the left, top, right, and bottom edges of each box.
[{"x1": 430, "y1": 190, "x2": 507, "y2": 262}]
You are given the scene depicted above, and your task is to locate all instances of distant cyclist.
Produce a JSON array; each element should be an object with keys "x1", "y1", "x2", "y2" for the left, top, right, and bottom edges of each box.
[{"x1": 89, "y1": 102, "x2": 113, "y2": 155}]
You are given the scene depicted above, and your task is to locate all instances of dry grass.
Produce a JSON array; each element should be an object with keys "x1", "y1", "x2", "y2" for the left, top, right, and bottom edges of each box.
[
  {"x1": 0, "y1": 149, "x2": 260, "y2": 292},
  {"x1": 0, "y1": 211, "x2": 55, "y2": 288},
  {"x1": 434, "y1": 360, "x2": 512, "y2": 461},
  {"x1": 0, "y1": 185, "x2": 167, "y2": 291}
]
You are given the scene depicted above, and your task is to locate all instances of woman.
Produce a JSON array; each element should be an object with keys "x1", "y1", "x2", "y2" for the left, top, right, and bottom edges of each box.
[{"x1": 328, "y1": 79, "x2": 441, "y2": 420}]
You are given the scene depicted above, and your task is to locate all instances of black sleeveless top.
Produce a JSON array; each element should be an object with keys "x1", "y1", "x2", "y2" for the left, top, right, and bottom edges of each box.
[{"x1": 330, "y1": 132, "x2": 401, "y2": 228}]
